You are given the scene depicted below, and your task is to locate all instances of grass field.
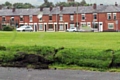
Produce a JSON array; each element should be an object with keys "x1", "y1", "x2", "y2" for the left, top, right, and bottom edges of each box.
[{"x1": 0, "y1": 31, "x2": 120, "y2": 50}]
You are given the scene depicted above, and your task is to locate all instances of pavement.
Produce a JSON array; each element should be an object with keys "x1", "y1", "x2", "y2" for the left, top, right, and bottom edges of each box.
[{"x1": 0, "y1": 67, "x2": 120, "y2": 80}]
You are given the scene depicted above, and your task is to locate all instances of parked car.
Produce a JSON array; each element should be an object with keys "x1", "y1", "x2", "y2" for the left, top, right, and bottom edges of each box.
[
  {"x1": 66, "y1": 27, "x2": 77, "y2": 32},
  {"x1": 16, "y1": 26, "x2": 33, "y2": 32}
]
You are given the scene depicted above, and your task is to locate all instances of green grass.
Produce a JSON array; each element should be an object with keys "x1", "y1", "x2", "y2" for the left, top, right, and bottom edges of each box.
[{"x1": 0, "y1": 31, "x2": 120, "y2": 50}]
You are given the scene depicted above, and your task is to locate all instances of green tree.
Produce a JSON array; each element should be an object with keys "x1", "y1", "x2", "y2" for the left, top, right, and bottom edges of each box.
[
  {"x1": 13, "y1": 2, "x2": 35, "y2": 9},
  {"x1": 24, "y1": 3, "x2": 35, "y2": 8},
  {"x1": 80, "y1": 0, "x2": 86, "y2": 6},
  {"x1": 4, "y1": 1, "x2": 12, "y2": 6},
  {"x1": 40, "y1": 0, "x2": 54, "y2": 7},
  {"x1": 13, "y1": 3, "x2": 24, "y2": 9}
]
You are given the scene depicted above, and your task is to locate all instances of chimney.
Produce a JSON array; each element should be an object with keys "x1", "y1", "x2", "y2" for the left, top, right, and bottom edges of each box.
[
  {"x1": 12, "y1": 7, "x2": 15, "y2": 12},
  {"x1": 115, "y1": 2, "x2": 118, "y2": 6},
  {"x1": 60, "y1": 6, "x2": 63, "y2": 11},
  {"x1": 50, "y1": 6, "x2": 52, "y2": 11},
  {"x1": 93, "y1": 3, "x2": 97, "y2": 9},
  {"x1": 0, "y1": 5, "x2": 2, "y2": 9},
  {"x1": 40, "y1": 7, "x2": 43, "y2": 11}
]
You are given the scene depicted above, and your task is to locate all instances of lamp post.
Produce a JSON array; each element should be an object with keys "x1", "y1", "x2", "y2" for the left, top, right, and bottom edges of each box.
[
  {"x1": 56, "y1": 6, "x2": 58, "y2": 32},
  {"x1": 76, "y1": 5, "x2": 79, "y2": 31}
]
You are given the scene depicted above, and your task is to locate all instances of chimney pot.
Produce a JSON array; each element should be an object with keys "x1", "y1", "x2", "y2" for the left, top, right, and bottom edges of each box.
[
  {"x1": 12, "y1": 7, "x2": 15, "y2": 12},
  {"x1": 93, "y1": 3, "x2": 97, "y2": 9},
  {"x1": 50, "y1": 6, "x2": 52, "y2": 11},
  {"x1": 60, "y1": 6, "x2": 63, "y2": 11},
  {"x1": 115, "y1": 2, "x2": 118, "y2": 6},
  {"x1": 40, "y1": 7, "x2": 43, "y2": 11},
  {"x1": 0, "y1": 5, "x2": 2, "y2": 9}
]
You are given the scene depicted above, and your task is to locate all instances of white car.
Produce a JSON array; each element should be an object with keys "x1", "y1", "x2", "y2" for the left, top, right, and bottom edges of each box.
[
  {"x1": 16, "y1": 26, "x2": 33, "y2": 32},
  {"x1": 66, "y1": 27, "x2": 77, "y2": 32}
]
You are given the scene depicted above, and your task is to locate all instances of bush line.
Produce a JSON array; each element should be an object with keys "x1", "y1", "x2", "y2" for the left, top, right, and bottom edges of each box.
[{"x1": 0, "y1": 45, "x2": 120, "y2": 69}]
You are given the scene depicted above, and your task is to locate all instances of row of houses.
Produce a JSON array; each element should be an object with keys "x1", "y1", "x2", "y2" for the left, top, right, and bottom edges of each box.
[{"x1": 0, "y1": 2, "x2": 120, "y2": 32}]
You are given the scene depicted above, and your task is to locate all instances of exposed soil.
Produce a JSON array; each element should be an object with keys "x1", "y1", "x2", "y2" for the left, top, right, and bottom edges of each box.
[{"x1": 1, "y1": 52, "x2": 53, "y2": 69}]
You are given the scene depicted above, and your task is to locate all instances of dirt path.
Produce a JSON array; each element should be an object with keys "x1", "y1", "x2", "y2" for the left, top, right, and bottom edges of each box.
[{"x1": 0, "y1": 67, "x2": 120, "y2": 80}]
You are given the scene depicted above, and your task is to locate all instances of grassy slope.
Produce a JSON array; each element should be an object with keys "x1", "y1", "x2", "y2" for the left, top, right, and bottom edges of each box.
[{"x1": 0, "y1": 31, "x2": 120, "y2": 50}]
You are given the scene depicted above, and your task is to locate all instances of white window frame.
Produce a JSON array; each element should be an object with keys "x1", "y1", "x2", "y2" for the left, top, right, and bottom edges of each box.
[
  {"x1": 87, "y1": 22, "x2": 91, "y2": 27},
  {"x1": 2, "y1": 16, "x2": 6, "y2": 21},
  {"x1": 81, "y1": 14, "x2": 85, "y2": 21},
  {"x1": 93, "y1": 13, "x2": 97, "y2": 20},
  {"x1": 29, "y1": 15, "x2": 33, "y2": 22},
  {"x1": 107, "y1": 13, "x2": 111, "y2": 20},
  {"x1": 70, "y1": 14, "x2": 74, "y2": 21},
  {"x1": 113, "y1": 13, "x2": 116, "y2": 20},
  {"x1": 59, "y1": 15, "x2": 63, "y2": 21},
  {"x1": 20, "y1": 15, "x2": 23, "y2": 22},
  {"x1": 59, "y1": 24, "x2": 64, "y2": 30},
  {"x1": 70, "y1": 24, "x2": 74, "y2": 28},
  {"x1": 39, "y1": 23, "x2": 43, "y2": 30},
  {"x1": 108, "y1": 23, "x2": 114, "y2": 29},
  {"x1": 81, "y1": 22, "x2": 86, "y2": 27}
]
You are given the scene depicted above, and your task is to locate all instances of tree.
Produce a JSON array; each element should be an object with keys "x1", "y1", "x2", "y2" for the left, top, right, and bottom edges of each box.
[
  {"x1": 80, "y1": 0, "x2": 86, "y2": 6},
  {"x1": 44, "y1": 0, "x2": 48, "y2": 3},
  {"x1": 55, "y1": 2, "x2": 69, "y2": 7},
  {"x1": 4, "y1": 1, "x2": 12, "y2": 6},
  {"x1": 40, "y1": 0, "x2": 54, "y2": 7},
  {"x1": 13, "y1": 3, "x2": 24, "y2": 9},
  {"x1": 13, "y1": 2, "x2": 35, "y2": 9},
  {"x1": 24, "y1": 3, "x2": 35, "y2": 8}
]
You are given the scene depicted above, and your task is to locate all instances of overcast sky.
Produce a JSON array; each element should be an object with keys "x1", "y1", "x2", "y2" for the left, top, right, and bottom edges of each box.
[{"x1": 0, "y1": 0, "x2": 120, "y2": 6}]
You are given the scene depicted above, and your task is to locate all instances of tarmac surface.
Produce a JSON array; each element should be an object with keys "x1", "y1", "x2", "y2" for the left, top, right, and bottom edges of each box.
[{"x1": 0, "y1": 67, "x2": 120, "y2": 80}]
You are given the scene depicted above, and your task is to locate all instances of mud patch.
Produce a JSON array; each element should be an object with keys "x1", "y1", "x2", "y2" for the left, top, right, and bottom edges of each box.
[{"x1": 1, "y1": 52, "x2": 53, "y2": 69}]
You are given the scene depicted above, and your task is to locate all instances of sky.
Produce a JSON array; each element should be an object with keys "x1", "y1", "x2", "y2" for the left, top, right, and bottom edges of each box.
[{"x1": 0, "y1": 0, "x2": 120, "y2": 6}]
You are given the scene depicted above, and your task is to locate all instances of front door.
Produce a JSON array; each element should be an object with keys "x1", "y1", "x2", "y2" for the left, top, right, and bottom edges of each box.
[{"x1": 99, "y1": 22, "x2": 103, "y2": 32}]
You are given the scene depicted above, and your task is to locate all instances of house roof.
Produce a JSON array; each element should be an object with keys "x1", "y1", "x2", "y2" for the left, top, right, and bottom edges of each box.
[{"x1": 0, "y1": 5, "x2": 120, "y2": 16}]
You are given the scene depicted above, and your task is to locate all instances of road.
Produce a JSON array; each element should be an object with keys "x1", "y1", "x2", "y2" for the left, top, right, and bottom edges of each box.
[{"x1": 0, "y1": 67, "x2": 120, "y2": 80}]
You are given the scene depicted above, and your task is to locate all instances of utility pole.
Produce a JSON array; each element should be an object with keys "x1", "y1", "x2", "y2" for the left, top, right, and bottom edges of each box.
[
  {"x1": 56, "y1": 6, "x2": 58, "y2": 31},
  {"x1": 76, "y1": 4, "x2": 79, "y2": 31}
]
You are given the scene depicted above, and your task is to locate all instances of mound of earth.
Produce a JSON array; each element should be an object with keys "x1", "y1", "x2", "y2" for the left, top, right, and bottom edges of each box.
[{"x1": 1, "y1": 52, "x2": 53, "y2": 69}]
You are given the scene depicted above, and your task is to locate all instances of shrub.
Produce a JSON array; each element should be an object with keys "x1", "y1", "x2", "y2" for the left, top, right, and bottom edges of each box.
[
  {"x1": 55, "y1": 48, "x2": 112, "y2": 68},
  {"x1": 8, "y1": 45, "x2": 56, "y2": 61},
  {"x1": 0, "y1": 51, "x2": 16, "y2": 62},
  {"x1": 3, "y1": 25, "x2": 14, "y2": 31},
  {"x1": 0, "y1": 46, "x2": 6, "y2": 51},
  {"x1": 112, "y1": 50, "x2": 120, "y2": 67}
]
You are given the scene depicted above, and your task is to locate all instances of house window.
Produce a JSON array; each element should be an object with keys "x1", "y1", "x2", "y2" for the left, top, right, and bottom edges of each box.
[
  {"x1": 70, "y1": 24, "x2": 74, "y2": 28},
  {"x1": 81, "y1": 14, "x2": 85, "y2": 21},
  {"x1": 107, "y1": 13, "x2": 111, "y2": 20},
  {"x1": 59, "y1": 24, "x2": 64, "y2": 30},
  {"x1": 2, "y1": 16, "x2": 5, "y2": 21},
  {"x1": 81, "y1": 22, "x2": 86, "y2": 27},
  {"x1": 93, "y1": 13, "x2": 97, "y2": 20},
  {"x1": 48, "y1": 24, "x2": 53, "y2": 30},
  {"x1": 49, "y1": 16, "x2": 52, "y2": 20},
  {"x1": 59, "y1": 15, "x2": 63, "y2": 21},
  {"x1": 39, "y1": 24, "x2": 43, "y2": 30},
  {"x1": 70, "y1": 14, "x2": 74, "y2": 21},
  {"x1": 29, "y1": 15, "x2": 33, "y2": 22},
  {"x1": 20, "y1": 16, "x2": 23, "y2": 21},
  {"x1": 87, "y1": 22, "x2": 91, "y2": 27},
  {"x1": 108, "y1": 23, "x2": 114, "y2": 29},
  {"x1": 113, "y1": 13, "x2": 116, "y2": 20}
]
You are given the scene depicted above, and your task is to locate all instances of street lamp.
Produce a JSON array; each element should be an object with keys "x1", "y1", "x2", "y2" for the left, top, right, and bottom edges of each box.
[{"x1": 76, "y1": 5, "x2": 79, "y2": 31}]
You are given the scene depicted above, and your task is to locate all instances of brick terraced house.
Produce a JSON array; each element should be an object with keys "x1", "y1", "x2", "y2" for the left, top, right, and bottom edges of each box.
[{"x1": 0, "y1": 3, "x2": 120, "y2": 32}]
